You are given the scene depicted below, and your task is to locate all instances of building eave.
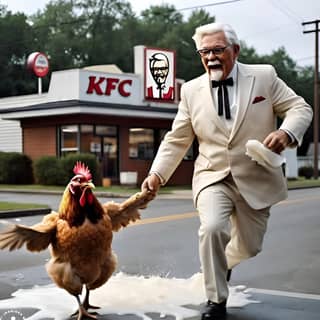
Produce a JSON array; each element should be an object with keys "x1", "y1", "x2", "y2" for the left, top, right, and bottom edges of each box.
[{"x1": 0, "y1": 99, "x2": 177, "y2": 120}]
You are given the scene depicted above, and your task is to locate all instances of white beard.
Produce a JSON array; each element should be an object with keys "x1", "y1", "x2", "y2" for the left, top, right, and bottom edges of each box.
[{"x1": 210, "y1": 69, "x2": 223, "y2": 81}]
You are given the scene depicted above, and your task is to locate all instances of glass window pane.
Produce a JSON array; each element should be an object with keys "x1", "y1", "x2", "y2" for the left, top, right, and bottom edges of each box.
[
  {"x1": 129, "y1": 128, "x2": 154, "y2": 160},
  {"x1": 80, "y1": 125, "x2": 99, "y2": 154},
  {"x1": 60, "y1": 125, "x2": 79, "y2": 155},
  {"x1": 95, "y1": 125, "x2": 117, "y2": 136}
]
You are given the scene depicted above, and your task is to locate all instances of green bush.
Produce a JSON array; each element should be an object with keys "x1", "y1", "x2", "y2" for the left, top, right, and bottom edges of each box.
[
  {"x1": 0, "y1": 152, "x2": 33, "y2": 184},
  {"x1": 34, "y1": 154, "x2": 101, "y2": 186},
  {"x1": 298, "y1": 166, "x2": 314, "y2": 179},
  {"x1": 60, "y1": 153, "x2": 101, "y2": 185},
  {"x1": 34, "y1": 156, "x2": 67, "y2": 185}
]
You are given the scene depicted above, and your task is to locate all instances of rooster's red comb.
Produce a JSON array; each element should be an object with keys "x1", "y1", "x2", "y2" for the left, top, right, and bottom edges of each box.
[{"x1": 73, "y1": 161, "x2": 92, "y2": 181}]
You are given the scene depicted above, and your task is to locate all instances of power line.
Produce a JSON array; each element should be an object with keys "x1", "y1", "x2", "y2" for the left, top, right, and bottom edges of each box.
[
  {"x1": 177, "y1": 0, "x2": 242, "y2": 12},
  {"x1": 269, "y1": 0, "x2": 301, "y2": 25},
  {"x1": 276, "y1": 0, "x2": 303, "y2": 22},
  {"x1": 241, "y1": 23, "x2": 293, "y2": 41},
  {"x1": 296, "y1": 55, "x2": 314, "y2": 62}
]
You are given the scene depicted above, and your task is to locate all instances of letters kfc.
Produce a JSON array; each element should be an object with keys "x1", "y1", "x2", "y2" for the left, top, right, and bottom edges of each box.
[{"x1": 86, "y1": 76, "x2": 132, "y2": 97}]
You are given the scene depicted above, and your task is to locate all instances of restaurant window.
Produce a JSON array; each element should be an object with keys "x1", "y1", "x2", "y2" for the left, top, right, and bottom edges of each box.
[
  {"x1": 129, "y1": 128, "x2": 154, "y2": 160},
  {"x1": 58, "y1": 125, "x2": 118, "y2": 178},
  {"x1": 129, "y1": 127, "x2": 195, "y2": 161},
  {"x1": 60, "y1": 125, "x2": 79, "y2": 156}
]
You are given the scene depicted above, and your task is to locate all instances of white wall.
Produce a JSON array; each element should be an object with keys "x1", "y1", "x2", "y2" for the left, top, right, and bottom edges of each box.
[
  {"x1": 0, "y1": 93, "x2": 48, "y2": 153},
  {"x1": 0, "y1": 119, "x2": 22, "y2": 152}
]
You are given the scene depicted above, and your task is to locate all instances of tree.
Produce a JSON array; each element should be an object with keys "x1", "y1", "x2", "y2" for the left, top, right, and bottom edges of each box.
[
  {"x1": 0, "y1": 7, "x2": 36, "y2": 96},
  {"x1": 136, "y1": 7, "x2": 215, "y2": 80},
  {"x1": 31, "y1": 0, "x2": 86, "y2": 70}
]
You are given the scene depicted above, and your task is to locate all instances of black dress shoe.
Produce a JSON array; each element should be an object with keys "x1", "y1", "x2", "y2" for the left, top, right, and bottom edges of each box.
[
  {"x1": 226, "y1": 269, "x2": 232, "y2": 282},
  {"x1": 201, "y1": 300, "x2": 227, "y2": 320}
]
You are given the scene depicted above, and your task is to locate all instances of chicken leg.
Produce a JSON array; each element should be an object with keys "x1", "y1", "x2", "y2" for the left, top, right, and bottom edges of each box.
[{"x1": 83, "y1": 286, "x2": 100, "y2": 310}]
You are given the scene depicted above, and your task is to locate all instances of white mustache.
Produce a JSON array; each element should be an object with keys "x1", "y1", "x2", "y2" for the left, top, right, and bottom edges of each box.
[{"x1": 208, "y1": 60, "x2": 221, "y2": 67}]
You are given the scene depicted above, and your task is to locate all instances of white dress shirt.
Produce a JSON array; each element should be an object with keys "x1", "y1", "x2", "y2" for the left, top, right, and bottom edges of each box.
[{"x1": 212, "y1": 63, "x2": 238, "y2": 132}]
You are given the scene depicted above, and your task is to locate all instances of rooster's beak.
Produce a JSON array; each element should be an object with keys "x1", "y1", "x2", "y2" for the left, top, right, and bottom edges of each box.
[{"x1": 82, "y1": 181, "x2": 95, "y2": 189}]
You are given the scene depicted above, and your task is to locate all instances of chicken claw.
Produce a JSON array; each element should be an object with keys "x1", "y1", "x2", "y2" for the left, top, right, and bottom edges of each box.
[
  {"x1": 77, "y1": 306, "x2": 97, "y2": 320},
  {"x1": 73, "y1": 295, "x2": 98, "y2": 320}
]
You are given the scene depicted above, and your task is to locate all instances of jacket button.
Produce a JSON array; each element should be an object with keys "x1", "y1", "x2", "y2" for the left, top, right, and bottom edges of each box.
[{"x1": 227, "y1": 144, "x2": 232, "y2": 150}]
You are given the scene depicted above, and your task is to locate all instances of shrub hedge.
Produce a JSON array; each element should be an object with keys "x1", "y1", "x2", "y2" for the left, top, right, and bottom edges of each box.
[
  {"x1": 0, "y1": 152, "x2": 34, "y2": 184},
  {"x1": 0, "y1": 152, "x2": 100, "y2": 186},
  {"x1": 34, "y1": 153, "x2": 100, "y2": 185},
  {"x1": 298, "y1": 166, "x2": 314, "y2": 179},
  {"x1": 33, "y1": 156, "x2": 66, "y2": 185}
]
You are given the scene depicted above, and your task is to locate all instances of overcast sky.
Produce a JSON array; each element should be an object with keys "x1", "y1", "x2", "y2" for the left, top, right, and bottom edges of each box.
[{"x1": 1, "y1": 0, "x2": 319, "y2": 68}]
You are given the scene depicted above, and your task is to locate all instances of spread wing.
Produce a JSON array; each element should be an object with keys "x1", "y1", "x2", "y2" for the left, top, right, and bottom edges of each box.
[
  {"x1": 0, "y1": 211, "x2": 59, "y2": 252},
  {"x1": 103, "y1": 190, "x2": 154, "y2": 231}
]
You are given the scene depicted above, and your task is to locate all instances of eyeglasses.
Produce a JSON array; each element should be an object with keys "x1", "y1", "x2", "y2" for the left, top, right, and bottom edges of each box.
[{"x1": 197, "y1": 45, "x2": 231, "y2": 57}]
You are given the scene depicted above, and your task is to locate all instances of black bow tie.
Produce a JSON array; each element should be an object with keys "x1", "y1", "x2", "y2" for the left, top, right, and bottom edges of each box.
[{"x1": 212, "y1": 77, "x2": 234, "y2": 120}]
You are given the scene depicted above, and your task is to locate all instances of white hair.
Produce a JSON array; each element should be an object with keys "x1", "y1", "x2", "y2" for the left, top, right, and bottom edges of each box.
[{"x1": 192, "y1": 22, "x2": 240, "y2": 50}]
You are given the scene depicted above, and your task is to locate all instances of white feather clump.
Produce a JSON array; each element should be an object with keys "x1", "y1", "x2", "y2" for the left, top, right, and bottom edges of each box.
[{"x1": 245, "y1": 139, "x2": 286, "y2": 168}]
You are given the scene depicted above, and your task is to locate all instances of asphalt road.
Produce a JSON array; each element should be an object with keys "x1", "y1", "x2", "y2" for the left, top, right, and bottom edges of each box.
[{"x1": 0, "y1": 188, "x2": 319, "y2": 319}]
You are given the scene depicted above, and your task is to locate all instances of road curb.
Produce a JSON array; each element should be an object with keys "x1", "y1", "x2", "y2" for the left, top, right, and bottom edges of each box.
[{"x1": 0, "y1": 208, "x2": 52, "y2": 219}]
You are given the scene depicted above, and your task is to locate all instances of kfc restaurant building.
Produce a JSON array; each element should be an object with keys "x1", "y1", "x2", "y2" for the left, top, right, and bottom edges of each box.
[{"x1": 0, "y1": 46, "x2": 194, "y2": 185}]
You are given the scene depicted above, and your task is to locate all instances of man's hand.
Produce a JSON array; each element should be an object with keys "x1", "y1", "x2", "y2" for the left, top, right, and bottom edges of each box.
[
  {"x1": 263, "y1": 130, "x2": 290, "y2": 154},
  {"x1": 141, "y1": 173, "x2": 161, "y2": 197}
]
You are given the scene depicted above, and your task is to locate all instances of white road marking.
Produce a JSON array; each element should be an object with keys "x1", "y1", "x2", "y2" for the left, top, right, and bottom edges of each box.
[{"x1": 247, "y1": 287, "x2": 320, "y2": 300}]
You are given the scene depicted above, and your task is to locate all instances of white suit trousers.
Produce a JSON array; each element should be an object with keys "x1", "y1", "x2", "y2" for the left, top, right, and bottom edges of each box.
[{"x1": 196, "y1": 174, "x2": 270, "y2": 303}]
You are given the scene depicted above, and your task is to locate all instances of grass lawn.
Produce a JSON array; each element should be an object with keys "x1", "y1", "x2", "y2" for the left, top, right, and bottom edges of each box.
[
  {"x1": 287, "y1": 177, "x2": 320, "y2": 189},
  {"x1": 0, "y1": 201, "x2": 49, "y2": 212}
]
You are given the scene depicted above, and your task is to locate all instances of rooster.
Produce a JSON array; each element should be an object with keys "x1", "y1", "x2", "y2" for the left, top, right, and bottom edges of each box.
[{"x1": 0, "y1": 162, "x2": 154, "y2": 319}]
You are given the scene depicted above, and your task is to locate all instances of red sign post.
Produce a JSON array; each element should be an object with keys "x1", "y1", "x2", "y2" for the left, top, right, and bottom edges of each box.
[{"x1": 27, "y1": 52, "x2": 50, "y2": 94}]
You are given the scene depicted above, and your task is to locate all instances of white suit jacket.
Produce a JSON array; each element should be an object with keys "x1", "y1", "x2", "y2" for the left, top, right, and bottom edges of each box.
[{"x1": 150, "y1": 63, "x2": 313, "y2": 209}]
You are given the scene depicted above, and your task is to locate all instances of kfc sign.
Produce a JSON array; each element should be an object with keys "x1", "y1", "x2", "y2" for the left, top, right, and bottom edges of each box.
[
  {"x1": 86, "y1": 76, "x2": 132, "y2": 97},
  {"x1": 80, "y1": 71, "x2": 140, "y2": 105}
]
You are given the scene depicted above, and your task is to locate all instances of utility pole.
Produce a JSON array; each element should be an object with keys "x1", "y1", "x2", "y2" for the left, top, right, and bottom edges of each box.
[{"x1": 302, "y1": 20, "x2": 320, "y2": 179}]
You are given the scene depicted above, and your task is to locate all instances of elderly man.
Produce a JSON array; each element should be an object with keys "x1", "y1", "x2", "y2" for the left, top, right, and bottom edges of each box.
[{"x1": 141, "y1": 22, "x2": 312, "y2": 319}]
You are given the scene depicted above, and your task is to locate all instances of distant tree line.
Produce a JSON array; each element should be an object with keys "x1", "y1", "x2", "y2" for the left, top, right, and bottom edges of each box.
[{"x1": 0, "y1": 0, "x2": 315, "y2": 154}]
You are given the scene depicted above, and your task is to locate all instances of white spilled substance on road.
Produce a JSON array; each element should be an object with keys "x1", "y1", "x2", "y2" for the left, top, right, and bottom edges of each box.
[{"x1": 0, "y1": 272, "x2": 259, "y2": 320}]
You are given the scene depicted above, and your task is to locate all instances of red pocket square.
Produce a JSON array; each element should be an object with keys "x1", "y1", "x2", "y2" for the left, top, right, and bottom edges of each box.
[{"x1": 252, "y1": 96, "x2": 266, "y2": 104}]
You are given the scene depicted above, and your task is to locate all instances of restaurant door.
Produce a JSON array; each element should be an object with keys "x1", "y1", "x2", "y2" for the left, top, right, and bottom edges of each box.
[{"x1": 95, "y1": 125, "x2": 118, "y2": 180}]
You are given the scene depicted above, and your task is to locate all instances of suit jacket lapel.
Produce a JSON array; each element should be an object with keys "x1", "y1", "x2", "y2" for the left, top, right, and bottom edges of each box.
[
  {"x1": 199, "y1": 74, "x2": 230, "y2": 136},
  {"x1": 229, "y1": 63, "x2": 254, "y2": 142}
]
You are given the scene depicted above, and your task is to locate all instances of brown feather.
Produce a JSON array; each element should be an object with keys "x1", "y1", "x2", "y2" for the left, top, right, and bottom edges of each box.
[
  {"x1": 104, "y1": 189, "x2": 154, "y2": 231},
  {"x1": 0, "y1": 211, "x2": 58, "y2": 252}
]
